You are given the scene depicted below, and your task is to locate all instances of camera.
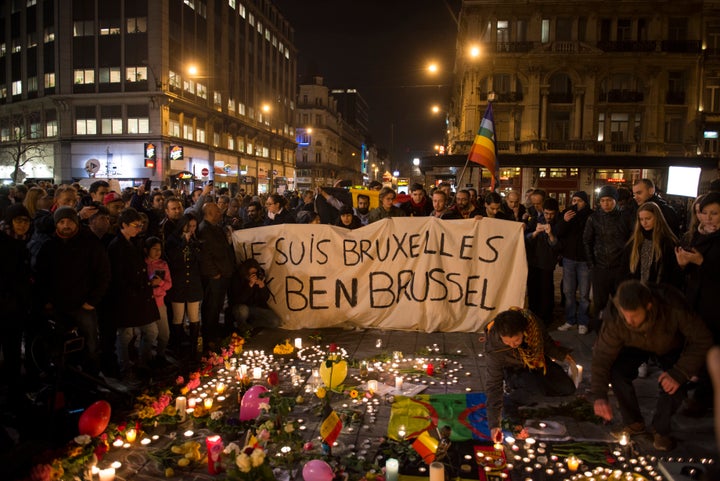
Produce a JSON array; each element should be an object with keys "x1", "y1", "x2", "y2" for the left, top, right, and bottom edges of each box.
[{"x1": 256, "y1": 268, "x2": 265, "y2": 280}]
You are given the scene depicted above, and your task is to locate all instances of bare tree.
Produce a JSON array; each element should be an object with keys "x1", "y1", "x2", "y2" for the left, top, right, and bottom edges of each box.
[{"x1": 0, "y1": 112, "x2": 50, "y2": 184}]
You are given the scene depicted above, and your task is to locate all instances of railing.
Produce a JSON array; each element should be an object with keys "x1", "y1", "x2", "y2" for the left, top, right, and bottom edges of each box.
[
  {"x1": 495, "y1": 42, "x2": 534, "y2": 53},
  {"x1": 660, "y1": 40, "x2": 701, "y2": 53},
  {"x1": 596, "y1": 40, "x2": 657, "y2": 52},
  {"x1": 599, "y1": 90, "x2": 644, "y2": 103}
]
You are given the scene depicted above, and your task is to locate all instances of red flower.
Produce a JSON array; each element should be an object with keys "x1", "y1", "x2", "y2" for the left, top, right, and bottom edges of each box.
[
  {"x1": 329, "y1": 343, "x2": 338, "y2": 353},
  {"x1": 94, "y1": 442, "x2": 108, "y2": 460},
  {"x1": 426, "y1": 363, "x2": 435, "y2": 376}
]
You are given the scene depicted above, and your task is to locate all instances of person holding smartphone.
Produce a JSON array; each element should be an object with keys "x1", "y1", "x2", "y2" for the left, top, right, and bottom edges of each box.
[{"x1": 227, "y1": 258, "x2": 281, "y2": 332}]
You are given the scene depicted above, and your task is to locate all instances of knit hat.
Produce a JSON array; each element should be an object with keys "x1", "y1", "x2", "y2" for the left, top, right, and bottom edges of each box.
[
  {"x1": 53, "y1": 206, "x2": 80, "y2": 225},
  {"x1": 571, "y1": 190, "x2": 589, "y2": 204},
  {"x1": 103, "y1": 191, "x2": 123, "y2": 205},
  {"x1": 4, "y1": 203, "x2": 31, "y2": 224},
  {"x1": 597, "y1": 185, "x2": 619, "y2": 201}
]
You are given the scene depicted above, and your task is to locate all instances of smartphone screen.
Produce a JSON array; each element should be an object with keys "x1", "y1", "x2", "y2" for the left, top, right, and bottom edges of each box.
[{"x1": 144, "y1": 179, "x2": 152, "y2": 191}]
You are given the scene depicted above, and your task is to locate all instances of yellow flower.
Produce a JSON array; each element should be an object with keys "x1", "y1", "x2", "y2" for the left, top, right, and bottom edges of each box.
[
  {"x1": 165, "y1": 467, "x2": 175, "y2": 477},
  {"x1": 316, "y1": 386, "x2": 327, "y2": 399},
  {"x1": 177, "y1": 458, "x2": 190, "y2": 467},
  {"x1": 349, "y1": 389, "x2": 359, "y2": 399},
  {"x1": 164, "y1": 405, "x2": 177, "y2": 416},
  {"x1": 180, "y1": 386, "x2": 189, "y2": 395}
]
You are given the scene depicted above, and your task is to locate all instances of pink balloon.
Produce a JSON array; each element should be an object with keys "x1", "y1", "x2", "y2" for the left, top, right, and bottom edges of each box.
[
  {"x1": 302, "y1": 459, "x2": 334, "y2": 481},
  {"x1": 239, "y1": 385, "x2": 268, "y2": 421}
]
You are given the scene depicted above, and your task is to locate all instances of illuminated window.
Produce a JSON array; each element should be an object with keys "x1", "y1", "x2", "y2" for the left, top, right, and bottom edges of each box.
[
  {"x1": 44, "y1": 28, "x2": 54, "y2": 42},
  {"x1": 184, "y1": 0, "x2": 195, "y2": 10},
  {"x1": 196, "y1": 83, "x2": 207, "y2": 99},
  {"x1": 228, "y1": 0, "x2": 236, "y2": 8},
  {"x1": 102, "y1": 118, "x2": 123, "y2": 134},
  {"x1": 127, "y1": 17, "x2": 147, "y2": 33},
  {"x1": 184, "y1": 79, "x2": 195, "y2": 93},
  {"x1": 27, "y1": 76, "x2": 38, "y2": 92},
  {"x1": 99, "y1": 67, "x2": 121, "y2": 83},
  {"x1": 183, "y1": 123, "x2": 194, "y2": 140},
  {"x1": 44, "y1": 72, "x2": 55, "y2": 88},
  {"x1": 46, "y1": 120, "x2": 58, "y2": 137},
  {"x1": 73, "y1": 20, "x2": 94, "y2": 36},
  {"x1": 12, "y1": 80, "x2": 22, "y2": 95},
  {"x1": 126, "y1": 67, "x2": 147, "y2": 82},
  {"x1": 169, "y1": 70, "x2": 181, "y2": 88},
  {"x1": 128, "y1": 118, "x2": 149, "y2": 134},
  {"x1": 76, "y1": 119, "x2": 97, "y2": 135},
  {"x1": 238, "y1": 3, "x2": 245, "y2": 18},
  {"x1": 169, "y1": 119, "x2": 180, "y2": 137},
  {"x1": 74, "y1": 69, "x2": 95, "y2": 84},
  {"x1": 228, "y1": 137, "x2": 235, "y2": 149},
  {"x1": 213, "y1": 91, "x2": 222, "y2": 105},
  {"x1": 196, "y1": 127, "x2": 206, "y2": 143}
]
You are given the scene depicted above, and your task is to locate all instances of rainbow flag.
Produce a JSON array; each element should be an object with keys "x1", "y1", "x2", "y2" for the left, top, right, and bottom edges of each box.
[
  {"x1": 320, "y1": 408, "x2": 342, "y2": 445},
  {"x1": 467, "y1": 103, "x2": 499, "y2": 191},
  {"x1": 388, "y1": 393, "x2": 491, "y2": 442}
]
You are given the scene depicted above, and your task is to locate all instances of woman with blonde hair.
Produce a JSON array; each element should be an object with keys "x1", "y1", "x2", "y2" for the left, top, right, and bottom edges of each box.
[
  {"x1": 23, "y1": 186, "x2": 48, "y2": 219},
  {"x1": 626, "y1": 201, "x2": 681, "y2": 288}
]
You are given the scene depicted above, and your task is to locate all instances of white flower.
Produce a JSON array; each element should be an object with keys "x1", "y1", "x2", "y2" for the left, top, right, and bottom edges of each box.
[
  {"x1": 224, "y1": 442, "x2": 241, "y2": 455},
  {"x1": 210, "y1": 410, "x2": 224, "y2": 420},
  {"x1": 236, "y1": 452, "x2": 252, "y2": 473},
  {"x1": 74, "y1": 434, "x2": 92, "y2": 445},
  {"x1": 250, "y1": 448, "x2": 265, "y2": 468},
  {"x1": 258, "y1": 402, "x2": 270, "y2": 413}
]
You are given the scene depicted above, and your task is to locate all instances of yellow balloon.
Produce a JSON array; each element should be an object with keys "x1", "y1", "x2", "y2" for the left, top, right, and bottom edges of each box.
[{"x1": 319, "y1": 356, "x2": 348, "y2": 389}]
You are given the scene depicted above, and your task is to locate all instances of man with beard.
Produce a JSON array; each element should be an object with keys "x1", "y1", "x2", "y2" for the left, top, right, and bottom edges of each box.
[
  {"x1": 354, "y1": 194, "x2": 371, "y2": 226},
  {"x1": 242, "y1": 201, "x2": 265, "y2": 229},
  {"x1": 35, "y1": 206, "x2": 110, "y2": 376},
  {"x1": 159, "y1": 197, "x2": 184, "y2": 247},
  {"x1": 591, "y1": 280, "x2": 711, "y2": 451},
  {"x1": 449, "y1": 189, "x2": 482, "y2": 219}
]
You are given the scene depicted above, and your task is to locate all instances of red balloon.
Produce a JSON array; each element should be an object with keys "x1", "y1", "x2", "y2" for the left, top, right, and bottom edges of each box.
[
  {"x1": 78, "y1": 400, "x2": 112, "y2": 437},
  {"x1": 267, "y1": 371, "x2": 279, "y2": 386}
]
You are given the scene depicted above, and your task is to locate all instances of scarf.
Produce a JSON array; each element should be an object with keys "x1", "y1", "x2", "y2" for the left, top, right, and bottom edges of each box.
[{"x1": 511, "y1": 307, "x2": 547, "y2": 374}]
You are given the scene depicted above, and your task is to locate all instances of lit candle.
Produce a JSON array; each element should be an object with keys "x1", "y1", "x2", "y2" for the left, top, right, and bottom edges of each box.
[
  {"x1": 252, "y1": 367, "x2": 262, "y2": 379},
  {"x1": 429, "y1": 461, "x2": 444, "y2": 481},
  {"x1": 188, "y1": 397, "x2": 196, "y2": 408},
  {"x1": 375, "y1": 339, "x2": 383, "y2": 348},
  {"x1": 567, "y1": 455, "x2": 580, "y2": 472},
  {"x1": 204, "y1": 397, "x2": 213, "y2": 409},
  {"x1": 125, "y1": 428, "x2": 137, "y2": 443},
  {"x1": 395, "y1": 376, "x2": 403, "y2": 390},
  {"x1": 575, "y1": 364, "x2": 584, "y2": 387},
  {"x1": 385, "y1": 458, "x2": 399, "y2": 481},
  {"x1": 397, "y1": 425, "x2": 406, "y2": 439},
  {"x1": 216, "y1": 382, "x2": 226, "y2": 394},
  {"x1": 112, "y1": 439, "x2": 123, "y2": 448},
  {"x1": 239, "y1": 364, "x2": 248, "y2": 377},
  {"x1": 175, "y1": 396, "x2": 187, "y2": 421},
  {"x1": 367, "y1": 380, "x2": 378, "y2": 392},
  {"x1": 294, "y1": 337, "x2": 302, "y2": 349},
  {"x1": 206, "y1": 435, "x2": 224, "y2": 475},
  {"x1": 98, "y1": 467, "x2": 115, "y2": 481}
]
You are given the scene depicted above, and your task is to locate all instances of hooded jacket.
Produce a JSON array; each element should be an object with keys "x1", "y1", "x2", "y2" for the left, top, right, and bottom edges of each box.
[{"x1": 582, "y1": 207, "x2": 633, "y2": 268}]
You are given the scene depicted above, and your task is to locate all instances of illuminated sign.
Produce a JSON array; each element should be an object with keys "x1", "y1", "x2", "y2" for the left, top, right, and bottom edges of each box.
[
  {"x1": 169, "y1": 145, "x2": 184, "y2": 160},
  {"x1": 144, "y1": 142, "x2": 157, "y2": 160},
  {"x1": 704, "y1": 131, "x2": 719, "y2": 139},
  {"x1": 176, "y1": 171, "x2": 194, "y2": 180}
]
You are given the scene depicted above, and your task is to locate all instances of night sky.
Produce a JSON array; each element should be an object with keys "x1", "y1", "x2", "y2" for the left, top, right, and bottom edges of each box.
[{"x1": 273, "y1": 0, "x2": 462, "y2": 170}]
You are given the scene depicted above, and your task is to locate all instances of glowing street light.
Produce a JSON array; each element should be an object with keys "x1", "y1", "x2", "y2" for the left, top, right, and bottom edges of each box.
[
  {"x1": 261, "y1": 103, "x2": 271, "y2": 113},
  {"x1": 431, "y1": 105, "x2": 441, "y2": 114},
  {"x1": 427, "y1": 62, "x2": 439, "y2": 74},
  {"x1": 469, "y1": 45, "x2": 481, "y2": 58},
  {"x1": 187, "y1": 64, "x2": 199, "y2": 76}
]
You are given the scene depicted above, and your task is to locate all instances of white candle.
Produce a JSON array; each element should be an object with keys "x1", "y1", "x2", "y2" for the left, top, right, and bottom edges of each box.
[
  {"x1": 252, "y1": 367, "x2": 263, "y2": 379},
  {"x1": 367, "y1": 380, "x2": 379, "y2": 392},
  {"x1": 175, "y1": 396, "x2": 187, "y2": 421},
  {"x1": 385, "y1": 458, "x2": 399, "y2": 481},
  {"x1": 294, "y1": 337, "x2": 302, "y2": 349},
  {"x1": 125, "y1": 428, "x2": 136, "y2": 443},
  {"x1": 395, "y1": 376, "x2": 403, "y2": 390},
  {"x1": 575, "y1": 364, "x2": 583, "y2": 387},
  {"x1": 204, "y1": 397, "x2": 213, "y2": 409},
  {"x1": 216, "y1": 382, "x2": 226, "y2": 394},
  {"x1": 188, "y1": 397, "x2": 196, "y2": 408},
  {"x1": 98, "y1": 467, "x2": 115, "y2": 481},
  {"x1": 239, "y1": 364, "x2": 248, "y2": 377},
  {"x1": 429, "y1": 462, "x2": 444, "y2": 481}
]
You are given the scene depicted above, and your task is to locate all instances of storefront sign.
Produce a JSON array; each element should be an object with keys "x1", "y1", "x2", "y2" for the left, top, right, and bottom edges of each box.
[
  {"x1": 232, "y1": 217, "x2": 527, "y2": 332},
  {"x1": 144, "y1": 143, "x2": 157, "y2": 160},
  {"x1": 169, "y1": 145, "x2": 184, "y2": 160}
]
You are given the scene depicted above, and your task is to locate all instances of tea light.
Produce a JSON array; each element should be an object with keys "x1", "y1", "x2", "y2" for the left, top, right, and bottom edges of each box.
[
  {"x1": 367, "y1": 380, "x2": 379, "y2": 392},
  {"x1": 184, "y1": 430, "x2": 194, "y2": 437},
  {"x1": 375, "y1": 339, "x2": 383, "y2": 348},
  {"x1": 252, "y1": 367, "x2": 262, "y2": 379},
  {"x1": 112, "y1": 439, "x2": 123, "y2": 448},
  {"x1": 385, "y1": 458, "x2": 399, "y2": 481},
  {"x1": 188, "y1": 397, "x2": 197, "y2": 408},
  {"x1": 294, "y1": 338, "x2": 302, "y2": 349},
  {"x1": 216, "y1": 382, "x2": 226, "y2": 394},
  {"x1": 397, "y1": 425, "x2": 406, "y2": 439},
  {"x1": 141, "y1": 438, "x2": 151, "y2": 445},
  {"x1": 125, "y1": 428, "x2": 137, "y2": 443},
  {"x1": 567, "y1": 455, "x2": 580, "y2": 472},
  {"x1": 204, "y1": 398, "x2": 213, "y2": 409},
  {"x1": 98, "y1": 467, "x2": 115, "y2": 481}
]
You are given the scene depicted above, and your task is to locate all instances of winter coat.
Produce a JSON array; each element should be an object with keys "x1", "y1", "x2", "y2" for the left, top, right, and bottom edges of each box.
[
  {"x1": 556, "y1": 206, "x2": 592, "y2": 261},
  {"x1": 165, "y1": 233, "x2": 203, "y2": 303},
  {"x1": 107, "y1": 233, "x2": 158, "y2": 328},
  {"x1": 682, "y1": 229, "x2": 720, "y2": 340},
  {"x1": 582, "y1": 207, "x2": 633, "y2": 268},
  {"x1": 197, "y1": 221, "x2": 235, "y2": 279},
  {"x1": 146, "y1": 257, "x2": 173, "y2": 307},
  {"x1": 0, "y1": 231, "x2": 31, "y2": 315},
  {"x1": 590, "y1": 284, "x2": 712, "y2": 400}
]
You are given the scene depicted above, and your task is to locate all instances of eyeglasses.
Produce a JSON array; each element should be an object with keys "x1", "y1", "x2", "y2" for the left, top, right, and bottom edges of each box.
[{"x1": 129, "y1": 222, "x2": 144, "y2": 229}]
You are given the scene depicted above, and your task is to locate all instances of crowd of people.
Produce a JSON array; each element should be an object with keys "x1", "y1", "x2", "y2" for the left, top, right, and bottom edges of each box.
[{"x1": 0, "y1": 176, "x2": 719, "y2": 452}]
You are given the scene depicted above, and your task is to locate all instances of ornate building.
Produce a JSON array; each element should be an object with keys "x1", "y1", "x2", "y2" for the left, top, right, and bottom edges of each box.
[
  {"x1": 0, "y1": 0, "x2": 297, "y2": 194},
  {"x1": 425, "y1": 0, "x2": 719, "y2": 206}
]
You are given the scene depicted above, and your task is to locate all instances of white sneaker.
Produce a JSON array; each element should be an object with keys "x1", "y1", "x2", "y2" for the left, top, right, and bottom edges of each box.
[
  {"x1": 557, "y1": 322, "x2": 575, "y2": 331},
  {"x1": 578, "y1": 325, "x2": 588, "y2": 335},
  {"x1": 638, "y1": 362, "x2": 648, "y2": 378}
]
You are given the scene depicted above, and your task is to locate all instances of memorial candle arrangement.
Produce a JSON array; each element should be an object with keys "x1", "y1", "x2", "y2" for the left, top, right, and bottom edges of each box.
[{"x1": 206, "y1": 435, "x2": 224, "y2": 474}]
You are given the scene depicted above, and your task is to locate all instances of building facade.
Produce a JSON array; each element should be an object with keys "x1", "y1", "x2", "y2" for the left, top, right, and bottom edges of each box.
[
  {"x1": 293, "y1": 76, "x2": 366, "y2": 191},
  {"x1": 0, "y1": 0, "x2": 297, "y2": 194},
  {"x1": 424, "y1": 0, "x2": 719, "y2": 207}
]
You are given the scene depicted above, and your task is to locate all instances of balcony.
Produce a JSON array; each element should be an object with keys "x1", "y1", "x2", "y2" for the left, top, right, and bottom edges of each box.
[
  {"x1": 479, "y1": 91, "x2": 523, "y2": 102},
  {"x1": 599, "y1": 90, "x2": 644, "y2": 103},
  {"x1": 495, "y1": 42, "x2": 534, "y2": 53},
  {"x1": 596, "y1": 40, "x2": 657, "y2": 52},
  {"x1": 660, "y1": 40, "x2": 701, "y2": 53},
  {"x1": 548, "y1": 92, "x2": 573, "y2": 104}
]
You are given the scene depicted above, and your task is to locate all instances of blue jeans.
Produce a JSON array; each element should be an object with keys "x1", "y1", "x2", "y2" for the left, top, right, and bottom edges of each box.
[
  {"x1": 116, "y1": 322, "x2": 159, "y2": 374},
  {"x1": 562, "y1": 258, "x2": 590, "y2": 326}
]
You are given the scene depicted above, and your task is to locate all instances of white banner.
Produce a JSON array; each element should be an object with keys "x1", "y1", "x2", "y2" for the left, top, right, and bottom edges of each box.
[{"x1": 231, "y1": 217, "x2": 527, "y2": 332}]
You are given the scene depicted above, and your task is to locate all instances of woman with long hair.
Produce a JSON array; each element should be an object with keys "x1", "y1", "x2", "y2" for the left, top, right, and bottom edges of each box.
[
  {"x1": 23, "y1": 186, "x2": 48, "y2": 219},
  {"x1": 626, "y1": 201, "x2": 681, "y2": 288}
]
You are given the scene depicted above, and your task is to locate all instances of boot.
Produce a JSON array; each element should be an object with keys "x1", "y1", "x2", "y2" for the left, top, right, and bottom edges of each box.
[
  {"x1": 169, "y1": 323, "x2": 185, "y2": 351},
  {"x1": 188, "y1": 322, "x2": 201, "y2": 365}
]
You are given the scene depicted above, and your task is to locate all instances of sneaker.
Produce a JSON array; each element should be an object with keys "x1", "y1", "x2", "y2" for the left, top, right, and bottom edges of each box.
[
  {"x1": 557, "y1": 322, "x2": 575, "y2": 331},
  {"x1": 638, "y1": 362, "x2": 648, "y2": 378},
  {"x1": 611, "y1": 421, "x2": 646, "y2": 439},
  {"x1": 578, "y1": 325, "x2": 589, "y2": 335},
  {"x1": 653, "y1": 433, "x2": 675, "y2": 451}
]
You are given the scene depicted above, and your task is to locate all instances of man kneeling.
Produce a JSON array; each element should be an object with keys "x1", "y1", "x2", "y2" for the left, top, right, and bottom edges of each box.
[
  {"x1": 591, "y1": 280, "x2": 711, "y2": 451},
  {"x1": 485, "y1": 308, "x2": 577, "y2": 443}
]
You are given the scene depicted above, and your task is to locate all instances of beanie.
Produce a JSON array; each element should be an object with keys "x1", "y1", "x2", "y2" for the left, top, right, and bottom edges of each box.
[
  {"x1": 53, "y1": 206, "x2": 80, "y2": 225},
  {"x1": 571, "y1": 190, "x2": 589, "y2": 204},
  {"x1": 4, "y1": 203, "x2": 31, "y2": 224},
  {"x1": 597, "y1": 185, "x2": 619, "y2": 201}
]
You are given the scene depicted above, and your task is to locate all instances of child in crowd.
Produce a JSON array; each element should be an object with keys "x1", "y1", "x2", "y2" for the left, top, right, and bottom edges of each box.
[{"x1": 145, "y1": 236, "x2": 173, "y2": 365}]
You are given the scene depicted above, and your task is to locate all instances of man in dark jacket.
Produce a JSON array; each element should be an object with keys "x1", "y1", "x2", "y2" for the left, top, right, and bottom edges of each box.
[
  {"x1": 107, "y1": 208, "x2": 159, "y2": 382},
  {"x1": 591, "y1": 280, "x2": 712, "y2": 451},
  {"x1": 485, "y1": 308, "x2": 577, "y2": 443},
  {"x1": 583, "y1": 185, "x2": 633, "y2": 327},
  {"x1": 525, "y1": 197, "x2": 560, "y2": 325},
  {"x1": 35, "y1": 206, "x2": 110, "y2": 376},
  {"x1": 198, "y1": 202, "x2": 235, "y2": 348},
  {"x1": 632, "y1": 178, "x2": 680, "y2": 235},
  {"x1": 399, "y1": 183, "x2": 433, "y2": 217},
  {"x1": 556, "y1": 191, "x2": 593, "y2": 334},
  {"x1": 227, "y1": 258, "x2": 281, "y2": 331}
]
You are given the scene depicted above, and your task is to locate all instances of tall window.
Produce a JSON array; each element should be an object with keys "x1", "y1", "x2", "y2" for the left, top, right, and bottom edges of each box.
[
  {"x1": 125, "y1": 66, "x2": 147, "y2": 82},
  {"x1": 74, "y1": 69, "x2": 95, "y2": 84},
  {"x1": 664, "y1": 116, "x2": 683, "y2": 143},
  {"x1": 169, "y1": 119, "x2": 180, "y2": 137},
  {"x1": 556, "y1": 17, "x2": 572, "y2": 41},
  {"x1": 497, "y1": 20, "x2": 510, "y2": 43},
  {"x1": 76, "y1": 106, "x2": 97, "y2": 135},
  {"x1": 705, "y1": 78, "x2": 720, "y2": 112},
  {"x1": 127, "y1": 17, "x2": 147, "y2": 33},
  {"x1": 183, "y1": 122, "x2": 194, "y2": 140},
  {"x1": 99, "y1": 67, "x2": 121, "y2": 83},
  {"x1": 12, "y1": 80, "x2": 22, "y2": 95},
  {"x1": 73, "y1": 20, "x2": 94, "y2": 36},
  {"x1": 617, "y1": 19, "x2": 632, "y2": 41},
  {"x1": 541, "y1": 19, "x2": 550, "y2": 43},
  {"x1": 44, "y1": 72, "x2": 55, "y2": 88}
]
